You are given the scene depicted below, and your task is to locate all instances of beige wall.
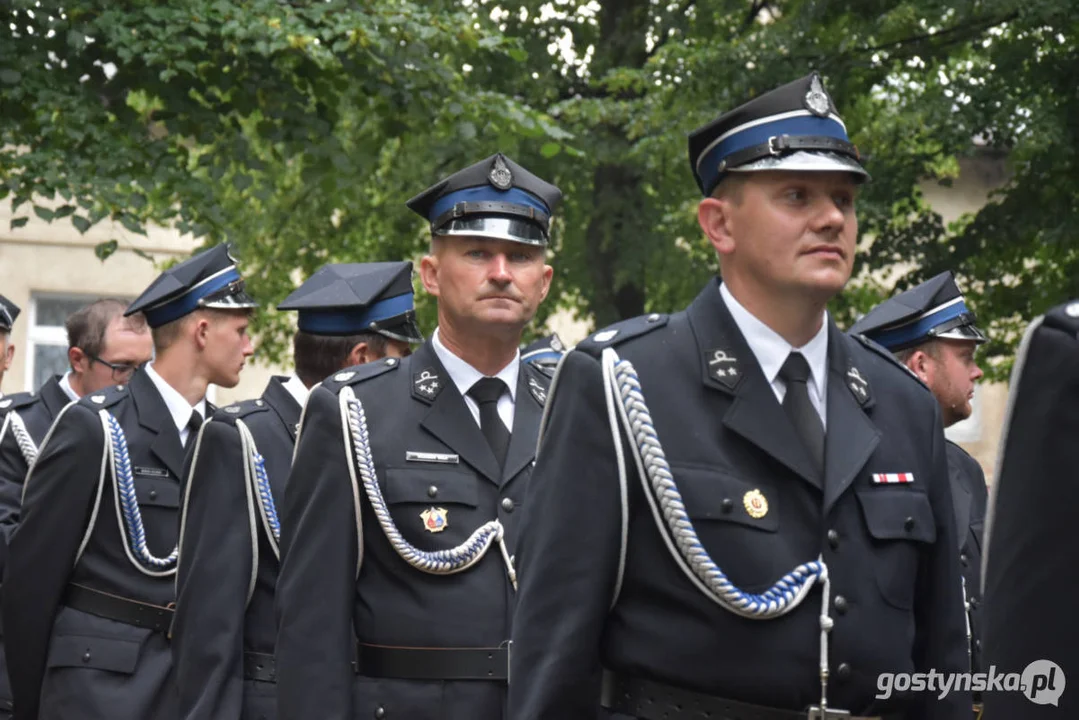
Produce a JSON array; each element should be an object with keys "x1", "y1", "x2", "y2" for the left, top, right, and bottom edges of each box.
[{"x1": 0, "y1": 203, "x2": 276, "y2": 405}]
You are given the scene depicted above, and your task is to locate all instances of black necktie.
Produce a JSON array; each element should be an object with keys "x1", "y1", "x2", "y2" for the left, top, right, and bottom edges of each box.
[
  {"x1": 184, "y1": 410, "x2": 203, "y2": 450},
  {"x1": 778, "y1": 352, "x2": 825, "y2": 475},
  {"x1": 467, "y1": 377, "x2": 511, "y2": 470}
]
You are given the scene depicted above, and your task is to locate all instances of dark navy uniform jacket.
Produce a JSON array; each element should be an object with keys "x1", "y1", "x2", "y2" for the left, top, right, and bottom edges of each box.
[
  {"x1": 275, "y1": 340, "x2": 551, "y2": 720},
  {"x1": 508, "y1": 279, "x2": 970, "y2": 719},
  {"x1": 2, "y1": 369, "x2": 192, "y2": 720},
  {"x1": 0, "y1": 377, "x2": 72, "y2": 719},
  {"x1": 173, "y1": 376, "x2": 301, "y2": 720},
  {"x1": 944, "y1": 441, "x2": 987, "y2": 679}
]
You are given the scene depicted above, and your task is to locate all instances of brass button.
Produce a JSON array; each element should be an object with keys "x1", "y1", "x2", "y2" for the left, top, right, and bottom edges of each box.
[
  {"x1": 834, "y1": 595, "x2": 848, "y2": 614},
  {"x1": 427, "y1": 485, "x2": 438, "y2": 498},
  {"x1": 904, "y1": 517, "x2": 915, "y2": 531},
  {"x1": 836, "y1": 662, "x2": 851, "y2": 680},
  {"x1": 721, "y1": 498, "x2": 733, "y2": 513},
  {"x1": 827, "y1": 529, "x2": 839, "y2": 550},
  {"x1": 501, "y1": 498, "x2": 515, "y2": 512}
]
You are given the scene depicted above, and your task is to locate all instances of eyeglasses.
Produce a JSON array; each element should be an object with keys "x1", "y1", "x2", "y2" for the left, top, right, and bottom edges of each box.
[{"x1": 89, "y1": 355, "x2": 143, "y2": 382}]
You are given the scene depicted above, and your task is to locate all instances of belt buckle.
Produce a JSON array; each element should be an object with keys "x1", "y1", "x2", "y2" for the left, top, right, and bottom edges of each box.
[{"x1": 807, "y1": 708, "x2": 851, "y2": 719}]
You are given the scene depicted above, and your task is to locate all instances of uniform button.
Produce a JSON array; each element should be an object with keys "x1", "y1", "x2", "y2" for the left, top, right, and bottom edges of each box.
[
  {"x1": 970, "y1": 597, "x2": 979, "y2": 609},
  {"x1": 904, "y1": 517, "x2": 915, "y2": 531},
  {"x1": 427, "y1": 485, "x2": 438, "y2": 498},
  {"x1": 82, "y1": 651, "x2": 91, "y2": 663},
  {"x1": 975, "y1": 639, "x2": 982, "y2": 651},
  {"x1": 501, "y1": 498, "x2": 515, "y2": 512},
  {"x1": 960, "y1": 552, "x2": 968, "y2": 566},
  {"x1": 721, "y1": 498, "x2": 733, "y2": 513},
  {"x1": 836, "y1": 663, "x2": 851, "y2": 680},
  {"x1": 827, "y1": 529, "x2": 840, "y2": 549},
  {"x1": 834, "y1": 595, "x2": 848, "y2": 614},
  {"x1": 374, "y1": 706, "x2": 386, "y2": 719},
  {"x1": 149, "y1": 490, "x2": 158, "y2": 500}
]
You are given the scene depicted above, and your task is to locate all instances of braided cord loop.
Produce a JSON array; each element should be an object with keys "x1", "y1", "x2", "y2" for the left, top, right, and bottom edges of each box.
[
  {"x1": 602, "y1": 349, "x2": 835, "y2": 711},
  {"x1": 342, "y1": 390, "x2": 516, "y2": 587},
  {"x1": 8, "y1": 411, "x2": 39, "y2": 468},
  {"x1": 102, "y1": 411, "x2": 178, "y2": 574},
  {"x1": 252, "y1": 449, "x2": 281, "y2": 543}
]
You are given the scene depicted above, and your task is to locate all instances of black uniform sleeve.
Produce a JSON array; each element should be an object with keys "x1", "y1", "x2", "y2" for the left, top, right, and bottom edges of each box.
[
  {"x1": 509, "y1": 350, "x2": 625, "y2": 720},
  {"x1": 2, "y1": 404, "x2": 102, "y2": 720},
  {"x1": 911, "y1": 406, "x2": 972, "y2": 719},
  {"x1": 274, "y1": 385, "x2": 359, "y2": 720},
  {"x1": 172, "y1": 419, "x2": 254, "y2": 720}
]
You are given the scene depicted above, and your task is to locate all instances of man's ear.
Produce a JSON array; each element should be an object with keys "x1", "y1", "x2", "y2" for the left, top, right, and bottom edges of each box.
[
  {"x1": 193, "y1": 316, "x2": 212, "y2": 351},
  {"x1": 905, "y1": 350, "x2": 933, "y2": 384},
  {"x1": 347, "y1": 342, "x2": 370, "y2": 367},
  {"x1": 698, "y1": 197, "x2": 737, "y2": 258},
  {"x1": 419, "y1": 254, "x2": 440, "y2": 297},
  {"x1": 69, "y1": 346, "x2": 90, "y2": 373}
]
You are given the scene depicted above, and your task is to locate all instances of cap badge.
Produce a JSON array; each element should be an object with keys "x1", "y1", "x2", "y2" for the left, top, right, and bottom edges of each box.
[
  {"x1": 488, "y1": 155, "x2": 513, "y2": 190},
  {"x1": 421, "y1": 507, "x2": 449, "y2": 533},
  {"x1": 804, "y1": 74, "x2": 831, "y2": 117},
  {"x1": 743, "y1": 489, "x2": 769, "y2": 519}
]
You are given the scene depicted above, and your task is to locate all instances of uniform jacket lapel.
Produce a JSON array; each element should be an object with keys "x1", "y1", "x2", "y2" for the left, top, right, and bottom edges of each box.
[
  {"x1": 948, "y1": 455, "x2": 974, "y2": 552},
  {"x1": 822, "y1": 326, "x2": 881, "y2": 515},
  {"x1": 39, "y1": 375, "x2": 71, "y2": 419},
  {"x1": 501, "y1": 364, "x2": 544, "y2": 485},
  {"x1": 413, "y1": 343, "x2": 502, "y2": 485},
  {"x1": 130, "y1": 369, "x2": 186, "y2": 481},
  {"x1": 263, "y1": 375, "x2": 302, "y2": 441},
  {"x1": 689, "y1": 281, "x2": 822, "y2": 491}
]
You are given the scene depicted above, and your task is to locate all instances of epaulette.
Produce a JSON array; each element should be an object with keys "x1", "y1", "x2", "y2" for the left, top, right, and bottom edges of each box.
[
  {"x1": 0, "y1": 391, "x2": 37, "y2": 414},
  {"x1": 1043, "y1": 299, "x2": 1079, "y2": 336},
  {"x1": 851, "y1": 333, "x2": 932, "y2": 394},
  {"x1": 574, "y1": 312, "x2": 670, "y2": 356},
  {"x1": 213, "y1": 398, "x2": 271, "y2": 423},
  {"x1": 81, "y1": 383, "x2": 131, "y2": 410},
  {"x1": 320, "y1": 356, "x2": 402, "y2": 394}
]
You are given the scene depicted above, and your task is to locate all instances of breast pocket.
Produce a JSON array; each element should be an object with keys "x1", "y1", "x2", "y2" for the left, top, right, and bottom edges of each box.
[
  {"x1": 857, "y1": 488, "x2": 937, "y2": 610},
  {"x1": 668, "y1": 464, "x2": 781, "y2": 592},
  {"x1": 381, "y1": 467, "x2": 483, "y2": 549},
  {"x1": 133, "y1": 474, "x2": 180, "y2": 509}
]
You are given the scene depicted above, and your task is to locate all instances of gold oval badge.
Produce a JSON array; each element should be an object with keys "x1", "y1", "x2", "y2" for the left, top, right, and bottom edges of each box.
[
  {"x1": 743, "y1": 489, "x2": 768, "y2": 519},
  {"x1": 420, "y1": 507, "x2": 449, "y2": 533}
]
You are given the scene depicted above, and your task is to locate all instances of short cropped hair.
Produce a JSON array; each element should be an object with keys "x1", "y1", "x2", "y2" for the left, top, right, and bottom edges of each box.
[
  {"x1": 66, "y1": 298, "x2": 148, "y2": 361},
  {"x1": 293, "y1": 330, "x2": 388, "y2": 388}
]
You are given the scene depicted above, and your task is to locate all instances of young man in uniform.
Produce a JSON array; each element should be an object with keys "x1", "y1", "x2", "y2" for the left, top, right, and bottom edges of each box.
[
  {"x1": 850, "y1": 270, "x2": 989, "y2": 715},
  {"x1": 275, "y1": 153, "x2": 559, "y2": 719},
  {"x1": 172, "y1": 261, "x2": 422, "y2": 720},
  {"x1": 2, "y1": 245, "x2": 255, "y2": 720},
  {"x1": 509, "y1": 72, "x2": 970, "y2": 719},
  {"x1": 0, "y1": 299, "x2": 153, "y2": 718}
]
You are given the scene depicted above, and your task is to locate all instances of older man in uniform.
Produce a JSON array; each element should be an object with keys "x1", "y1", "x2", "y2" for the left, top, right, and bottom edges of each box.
[
  {"x1": 0, "y1": 296, "x2": 19, "y2": 397},
  {"x1": 509, "y1": 72, "x2": 969, "y2": 720},
  {"x1": 850, "y1": 271, "x2": 989, "y2": 710},
  {"x1": 3, "y1": 244, "x2": 256, "y2": 720},
  {"x1": 0, "y1": 299, "x2": 153, "y2": 718},
  {"x1": 980, "y1": 300, "x2": 1079, "y2": 718},
  {"x1": 275, "y1": 153, "x2": 559, "y2": 720},
  {"x1": 172, "y1": 262, "x2": 423, "y2": 720}
]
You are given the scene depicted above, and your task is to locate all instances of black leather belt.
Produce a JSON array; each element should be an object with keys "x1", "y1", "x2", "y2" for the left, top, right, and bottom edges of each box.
[
  {"x1": 62, "y1": 583, "x2": 173, "y2": 634},
  {"x1": 354, "y1": 641, "x2": 510, "y2": 681},
  {"x1": 601, "y1": 671, "x2": 902, "y2": 720},
  {"x1": 243, "y1": 651, "x2": 276, "y2": 683}
]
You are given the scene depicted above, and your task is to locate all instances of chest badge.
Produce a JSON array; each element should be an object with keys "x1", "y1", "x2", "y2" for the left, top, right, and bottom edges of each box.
[
  {"x1": 420, "y1": 507, "x2": 449, "y2": 533},
  {"x1": 743, "y1": 489, "x2": 769, "y2": 519}
]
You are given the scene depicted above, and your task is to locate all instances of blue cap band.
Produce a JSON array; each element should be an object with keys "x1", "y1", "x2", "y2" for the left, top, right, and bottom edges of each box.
[
  {"x1": 697, "y1": 115, "x2": 850, "y2": 196},
  {"x1": 144, "y1": 267, "x2": 242, "y2": 328},
  {"x1": 429, "y1": 186, "x2": 548, "y2": 224},
  {"x1": 297, "y1": 292, "x2": 415, "y2": 335},
  {"x1": 867, "y1": 300, "x2": 971, "y2": 350}
]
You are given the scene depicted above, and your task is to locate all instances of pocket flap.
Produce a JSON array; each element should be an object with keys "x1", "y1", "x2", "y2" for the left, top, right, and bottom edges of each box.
[
  {"x1": 669, "y1": 465, "x2": 778, "y2": 532},
  {"x1": 133, "y1": 475, "x2": 180, "y2": 508},
  {"x1": 857, "y1": 489, "x2": 937, "y2": 543},
  {"x1": 46, "y1": 634, "x2": 141, "y2": 674},
  {"x1": 383, "y1": 468, "x2": 479, "y2": 507}
]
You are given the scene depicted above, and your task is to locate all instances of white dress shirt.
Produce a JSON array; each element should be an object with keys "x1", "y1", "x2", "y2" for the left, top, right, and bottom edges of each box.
[
  {"x1": 281, "y1": 375, "x2": 309, "y2": 410},
  {"x1": 719, "y1": 283, "x2": 829, "y2": 428},
  {"x1": 59, "y1": 371, "x2": 80, "y2": 402},
  {"x1": 144, "y1": 363, "x2": 206, "y2": 446},
  {"x1": 431, "y1": 328, "x2": 518, "y2": 432}
]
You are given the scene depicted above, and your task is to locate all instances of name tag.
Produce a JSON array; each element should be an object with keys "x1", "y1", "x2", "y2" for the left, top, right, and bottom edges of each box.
[
  {"x1": 405, "y1": 451, "x2": 460, "y2": 465},
  {"x1": 134, "y1": 466, "x2": 170, "y2": 479}
]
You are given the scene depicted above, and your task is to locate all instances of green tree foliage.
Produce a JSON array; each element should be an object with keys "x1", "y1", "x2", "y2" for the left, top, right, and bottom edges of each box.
[{"x1": 2, "y1": 1, "x2": 1075, "y2": 378}]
